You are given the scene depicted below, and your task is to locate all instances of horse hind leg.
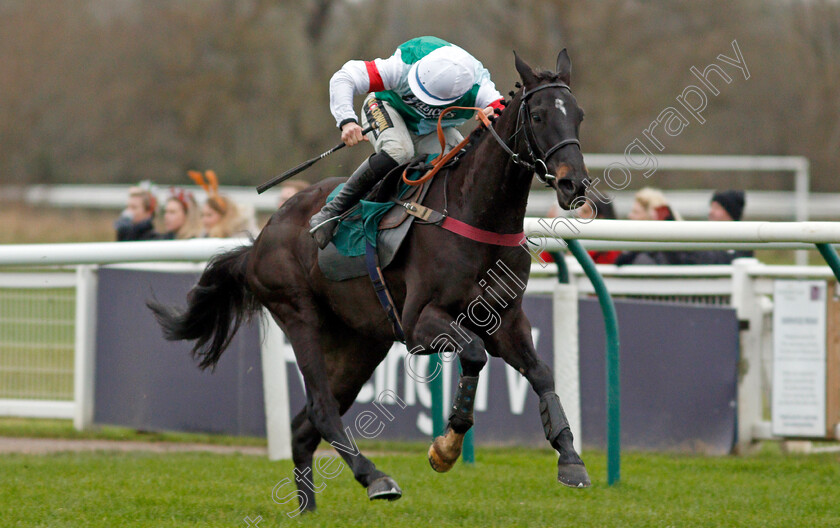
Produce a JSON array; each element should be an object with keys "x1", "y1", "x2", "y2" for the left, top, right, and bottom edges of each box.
[
  {"x1": 273, "y1": 303, "x2": 401, "y2": 503},
  {"x1": 322, "y1": 331, "x2": 402, "y2": 502},
  {"x1": 287, "y1": 408, "x2": 321, "y2": 514},
  {"x1": 287, "y1": 349, "x2": 397, "y2": 516}
]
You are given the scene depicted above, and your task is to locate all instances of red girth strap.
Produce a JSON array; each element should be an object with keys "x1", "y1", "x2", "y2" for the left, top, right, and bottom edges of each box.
[
  {"x1": 440, "y1": 216, "x2": 526, "y2": 247},
  {"x1": 400, "y1": 200, "x2": 525, "y2": 247}
]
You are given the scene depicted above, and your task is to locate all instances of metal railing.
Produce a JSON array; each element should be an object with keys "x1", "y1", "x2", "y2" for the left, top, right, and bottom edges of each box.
[{"x1": 0, "y1": 272, "x2": 76, "y2": 417}]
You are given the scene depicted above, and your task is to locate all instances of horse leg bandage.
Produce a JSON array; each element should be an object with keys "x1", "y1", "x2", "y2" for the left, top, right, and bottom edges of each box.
[
  {"x1": 448, "y1": 375, "x2": 479, "y2": 434},
  {"x1": 540, "y1": 392, "x2": 571, "y2": 444}
]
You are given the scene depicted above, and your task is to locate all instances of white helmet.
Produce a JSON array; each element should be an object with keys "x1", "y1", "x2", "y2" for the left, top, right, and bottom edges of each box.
[{"x1": 407, "y1": 46, "x2": 476, "y2": 106}]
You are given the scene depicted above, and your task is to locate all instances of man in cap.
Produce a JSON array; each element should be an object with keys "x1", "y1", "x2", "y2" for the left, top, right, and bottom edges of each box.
[
  {"x1": 688, "y1": 189, "x2": 753, "y2": 264},
  {"x1": 709, "y1": 189, "x2": 745, "y2": 222},
  {"x1": 309, "y1": 36, "x2": 504, "y2": 248}
]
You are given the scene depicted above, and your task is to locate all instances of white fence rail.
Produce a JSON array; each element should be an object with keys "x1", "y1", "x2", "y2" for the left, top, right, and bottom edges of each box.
[
  {"x1": 4, "y1": 154, "x2": 822, "y2": 219},
  {"x1": 524, "y1": 219, "x2": 840, "y2": 244}
]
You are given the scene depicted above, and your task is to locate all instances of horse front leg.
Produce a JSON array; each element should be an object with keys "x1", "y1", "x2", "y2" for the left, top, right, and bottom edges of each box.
[
  {"x1": 495, "y1": 314, "x2": 591, "y2": 488},
  {"x1": 408, "y1": 305, "x2": 487, "y2": 473}
]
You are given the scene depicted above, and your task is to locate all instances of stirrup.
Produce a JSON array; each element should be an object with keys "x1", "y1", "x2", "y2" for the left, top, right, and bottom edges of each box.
[{"x1": 308, "y1": 215, "x2": 341, "y2": 234}]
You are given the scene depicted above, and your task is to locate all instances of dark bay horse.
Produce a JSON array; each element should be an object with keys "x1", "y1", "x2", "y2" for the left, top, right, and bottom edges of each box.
[{"x1": 149, "y1": 49, "x2": 591, "y2": 512}]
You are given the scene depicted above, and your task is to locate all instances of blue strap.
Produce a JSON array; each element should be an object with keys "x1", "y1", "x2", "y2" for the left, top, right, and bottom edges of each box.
[{"x1": 364, "y1": 241, "x2": 406, "y2": 342}]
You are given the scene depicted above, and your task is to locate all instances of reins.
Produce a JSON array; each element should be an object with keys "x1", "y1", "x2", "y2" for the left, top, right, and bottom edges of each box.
[
  {"x1": 402, "y1": 82, "x2": 580, "y2": 187},
  {"x1": 402, "y1": 106, "x2": 494, "y2": 186}
]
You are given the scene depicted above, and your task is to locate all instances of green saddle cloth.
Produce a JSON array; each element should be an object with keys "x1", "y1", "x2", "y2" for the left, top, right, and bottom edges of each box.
[{"x1": 328, "y1": 156, "x2": 433, "y2": 257}]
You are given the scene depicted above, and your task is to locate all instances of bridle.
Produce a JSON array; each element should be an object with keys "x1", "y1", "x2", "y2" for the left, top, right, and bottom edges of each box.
[
  {"x1": 483, "y1": 82, "x2": 581, "y2": 186},
  {"x1": 395, "y1": 81, "x2": 583, "y2": 249}
]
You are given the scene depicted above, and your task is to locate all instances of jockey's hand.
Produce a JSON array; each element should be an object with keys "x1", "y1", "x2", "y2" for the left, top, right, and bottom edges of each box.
[
  {"x1": 341, "y1": 122, "x2": 368, "y2": 147},
  {"x1": 475, "y1": 106, "x2": 494, "y2": 123}
]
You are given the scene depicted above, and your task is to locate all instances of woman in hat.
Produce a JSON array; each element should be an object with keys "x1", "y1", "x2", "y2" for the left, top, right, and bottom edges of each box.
[
  {"x1": 160, "y1": 187, "x2": 202, "y2": 240},
  {"x1": 189, "y1": 170, "x2": 255, "y2": 239}
]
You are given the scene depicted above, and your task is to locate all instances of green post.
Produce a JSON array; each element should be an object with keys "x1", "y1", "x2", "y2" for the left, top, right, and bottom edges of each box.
[
  {"x1": 566, "y1": 239, "x2": 621, "y2": 486},
  {"x1": 816, "y1": 243, "x2": 840, "y2": 282},
  {"x1": 458, "y1": 361, "x2": 475, "y2": 465},
  {"x1": 428, "y1": 354, "x2": 445, "y2": 438},
  {"x1": 429, "y1": 353, "x2": 475, "y2": 464},
  {"x1": 548, "y1": 251, "x2": 569, "y2": 284},
  {"x1": 462, "y1": 428, "x2": 475, "y2": 464}
]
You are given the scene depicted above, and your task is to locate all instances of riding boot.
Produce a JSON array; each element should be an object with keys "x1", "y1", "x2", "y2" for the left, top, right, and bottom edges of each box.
[{"x1": 309, "y1": 152, "x2": 398, "y2": 249}]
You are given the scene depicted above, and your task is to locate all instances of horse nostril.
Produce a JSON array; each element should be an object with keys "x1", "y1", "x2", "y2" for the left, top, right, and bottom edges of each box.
[{"x1": 556, "y1": 179, "x2": 576, "y2": 195}]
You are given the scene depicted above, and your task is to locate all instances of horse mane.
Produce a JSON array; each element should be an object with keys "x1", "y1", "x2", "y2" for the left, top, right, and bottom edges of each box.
[
  {"x1": 461, "y1": 69, "x2": 561, "y2": 155},
  {"x1": 468, "y1": 69, "x2": 560, "y2": 132}
]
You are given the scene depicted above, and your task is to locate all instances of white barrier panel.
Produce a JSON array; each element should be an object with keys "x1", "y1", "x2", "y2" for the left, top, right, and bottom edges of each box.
[
  {"x1": 582, "y1": 154, "x2": 809, "y2": 226},
  {"x1": 73, "y1": 266, "x2": 97, "y2": 430},
  {"x1": 260, "y1": 309, "x2": 293, "y2": 461},
  {"x1": 552, "y1": 282, "x2": 581, "y2": 455}
]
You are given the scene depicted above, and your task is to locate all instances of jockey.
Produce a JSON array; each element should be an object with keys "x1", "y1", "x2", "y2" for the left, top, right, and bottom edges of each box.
[{"x1": 309, "y1": 36, "x2": 505, "y2": 248}]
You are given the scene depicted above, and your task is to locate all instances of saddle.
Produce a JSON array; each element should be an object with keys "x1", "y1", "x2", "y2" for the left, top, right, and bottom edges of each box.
[{"x1": 317, "y1": 156, "x2": 435, "y2": 281}]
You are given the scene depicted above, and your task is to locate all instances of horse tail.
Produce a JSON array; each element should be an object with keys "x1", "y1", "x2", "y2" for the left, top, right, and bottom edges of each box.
[{"x1": 147, "y1": 244, "x2": 260, "y2": 370}]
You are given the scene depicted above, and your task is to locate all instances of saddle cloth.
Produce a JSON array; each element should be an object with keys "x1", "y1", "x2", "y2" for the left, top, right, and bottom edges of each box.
[{"x1": 317, "y1": 159, "x2": 434, "y2": 281}]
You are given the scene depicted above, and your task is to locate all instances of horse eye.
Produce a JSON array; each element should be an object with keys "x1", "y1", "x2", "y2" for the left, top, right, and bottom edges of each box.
[{"x1": 531, "y1": 113, "x2": 541, "y2": 122}]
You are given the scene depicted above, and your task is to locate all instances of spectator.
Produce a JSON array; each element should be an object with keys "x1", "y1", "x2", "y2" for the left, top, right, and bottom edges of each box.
[
  {"x1": 160, "y1": 187, "x2": 202, "y2": 240},
  {"x1": 616, "y1": 188, "x2": 688, "y2": 265},
  {"x1": 538, "y1": 194, "x2": 621, "y2": 266},
  {"x1": 114, "y1": 184, "x2": 160, "y2": 241},
  {"x1": 277, "y1": 180, "x2": 310, "y2": 208},
  {"x1": 627, "y1": 187, "x2": 683, "y2": 221},
  {"x1": 189, "y1": 170, "x2": 255, "y2": 238},
  {"x1": 709, "y1": 189, "x2": 745, "y2": 222},
  {"x1": 686, "y1": 190, "x2": 753, "y2": 265}
]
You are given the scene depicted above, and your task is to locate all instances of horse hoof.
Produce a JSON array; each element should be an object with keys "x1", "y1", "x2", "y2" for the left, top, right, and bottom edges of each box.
[
  {"x1": 557, "y1": 463, "x2": 591, "y2": 488},
  {"x1": 428, "y1": 438, "x2": 459, "y2": 473},
  {"x1": 367, "y1": 476, "x2": 402, "y2": 501}
]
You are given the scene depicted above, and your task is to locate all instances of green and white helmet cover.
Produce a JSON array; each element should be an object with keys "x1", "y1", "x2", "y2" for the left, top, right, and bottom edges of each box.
[{"x1": 329, "y1": 36, "x2": 502, "y2": 135}]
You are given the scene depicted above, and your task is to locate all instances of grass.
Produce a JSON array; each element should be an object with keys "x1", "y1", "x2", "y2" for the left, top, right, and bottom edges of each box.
[
  {"x1": 2, "y1": 441, "x2": 839, "y2": 527},
  {"x1": 0, "y1": 203, "x2": 275, "y2": 245},
  {"x1": 0, "y1": 204, "x2": 117, "y2": 244}
]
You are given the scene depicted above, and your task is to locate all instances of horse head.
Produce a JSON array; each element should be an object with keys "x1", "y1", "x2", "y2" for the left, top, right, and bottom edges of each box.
[{"x1": 514, "y1": 50, "x2": 589, "y2": 210}]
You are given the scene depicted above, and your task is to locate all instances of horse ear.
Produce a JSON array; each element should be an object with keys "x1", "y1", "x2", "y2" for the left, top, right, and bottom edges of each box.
[
  {"x1": 556, "y1": 48, "x2": 572, "y2": 84},
  {"x1": 514, "y1": 51, "x2": 538, "y2": 88}
]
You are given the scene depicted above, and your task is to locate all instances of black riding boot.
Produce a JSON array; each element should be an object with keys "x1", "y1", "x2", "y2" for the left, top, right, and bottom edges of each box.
[{"x1": 309, "y1": 152, "x2": 398, "y2": 249}]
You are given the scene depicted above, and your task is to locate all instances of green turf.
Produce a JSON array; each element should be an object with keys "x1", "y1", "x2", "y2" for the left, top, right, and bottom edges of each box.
[{"x1": 2, "y1": 443, "x2": 839, "y2": 527}]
